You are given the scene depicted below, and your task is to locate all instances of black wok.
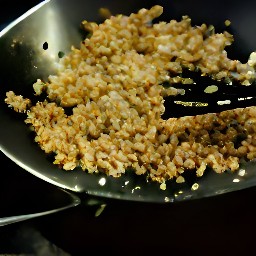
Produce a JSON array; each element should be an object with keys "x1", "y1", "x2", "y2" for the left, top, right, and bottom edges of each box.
[{"x1": 1, "y1": 0, "x2": 256, "y2": 204}]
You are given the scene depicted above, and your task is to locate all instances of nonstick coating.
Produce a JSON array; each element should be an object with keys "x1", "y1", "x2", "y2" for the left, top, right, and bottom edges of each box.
[{"x1": 1, "y1": 0, "x2": 256, "y2": 203}]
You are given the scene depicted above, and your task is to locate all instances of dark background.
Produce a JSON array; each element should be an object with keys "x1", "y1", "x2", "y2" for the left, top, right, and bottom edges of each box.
[{"x1": 1, "y1": 1, "x2": 256, "y2": 255}]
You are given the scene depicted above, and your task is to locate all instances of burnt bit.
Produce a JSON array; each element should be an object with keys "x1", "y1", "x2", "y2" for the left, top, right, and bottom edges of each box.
[
  {"x1": 42, "y1": 42, "x2": 48, "y2": 50},
  {"x1": 58, "y1": 51, "x2": 65, "y2": 58}
]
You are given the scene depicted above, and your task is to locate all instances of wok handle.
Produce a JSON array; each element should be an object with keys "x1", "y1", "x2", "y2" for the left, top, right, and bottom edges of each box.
[{"x1": 0, "y1": 189, "x2": 81, "y2": 227}]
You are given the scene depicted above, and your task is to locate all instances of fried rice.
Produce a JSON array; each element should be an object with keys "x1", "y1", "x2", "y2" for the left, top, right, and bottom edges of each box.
[{"x1": 5, "y1": 5, "x2": 256, "y2": 189}]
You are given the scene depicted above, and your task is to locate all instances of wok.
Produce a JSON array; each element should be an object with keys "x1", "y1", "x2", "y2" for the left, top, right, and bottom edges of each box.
[{"x1": 1, "y1": 0, "x2": 256, "y2": 204}]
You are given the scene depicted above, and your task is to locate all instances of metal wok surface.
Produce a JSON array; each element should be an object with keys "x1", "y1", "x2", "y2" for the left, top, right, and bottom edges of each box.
[{"x1": 1, "y1": 0, "x2": 256, "y2": 203}]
